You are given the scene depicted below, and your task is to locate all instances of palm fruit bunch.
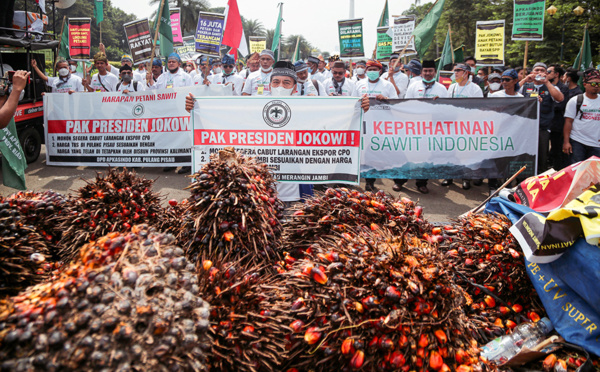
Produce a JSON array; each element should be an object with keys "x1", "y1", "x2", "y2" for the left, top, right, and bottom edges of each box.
[
  {"x1": 284, "y1": 188, "x2": 430, "y2": 258},
  {"x1": 181, "y1": 147, "x2": 284, "y2": 265},
  {"x1": 273, "y1": 227, "x2": 481, "y2": 372},
  {"x1": 0, "y1": 225, "x2": 211, "y2": 371},
  {"x1": 198, "y1": 257, "x2": 289, "y2": 371},
  {"x1": 525, "y1": 350, "x2": 600, "y2": 372},
  {"x1": 4, "y1": 190, "x2": 69, "y2": 255},
  {"x1": 438, "y1": 213, "x2": 546, "y2": 344},
  {"x1": 0, "y1": 198, "x2": 53, "y2": 296},
  {"x1": 50, "y1": 168, "x2": 163, "y2": 263}
]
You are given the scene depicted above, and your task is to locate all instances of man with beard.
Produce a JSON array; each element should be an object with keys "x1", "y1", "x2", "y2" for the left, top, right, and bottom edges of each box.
[
  {"x1": 185, "y1": 61, "x2": 370, "y2": 206},
  {"x1": 147, "y1": 53, "x2": 191, "y2": 89},
  {"x1": 242, "y1": 50, "x2": 275, "y2": 96}
]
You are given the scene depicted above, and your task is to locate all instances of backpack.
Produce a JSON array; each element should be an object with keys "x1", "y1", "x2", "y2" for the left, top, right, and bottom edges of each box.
[
  {"x1": 575, "y1": 93, "x2": 585, "y2": 120},
  {"x1": 116, "y1": 81, "x2": 138, "y2": 91},
  {"x1": 311, "y1": 79, "x2": 320, "y2": 95}
]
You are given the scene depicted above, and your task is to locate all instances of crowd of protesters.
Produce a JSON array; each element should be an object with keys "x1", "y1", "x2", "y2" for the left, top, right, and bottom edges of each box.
[{"x1": 29, "y1": 44, "x2": 600, "y2": 198}]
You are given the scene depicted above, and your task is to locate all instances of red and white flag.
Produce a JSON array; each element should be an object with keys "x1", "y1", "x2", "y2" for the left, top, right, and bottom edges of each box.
[{"x1": 222, "y1": 0, "x2": 249, "y2": 60}]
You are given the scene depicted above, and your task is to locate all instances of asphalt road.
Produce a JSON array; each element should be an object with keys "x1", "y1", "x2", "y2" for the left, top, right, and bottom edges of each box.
[{"x1": 0, "y1": 146, "x2": 493, "y2": 223}]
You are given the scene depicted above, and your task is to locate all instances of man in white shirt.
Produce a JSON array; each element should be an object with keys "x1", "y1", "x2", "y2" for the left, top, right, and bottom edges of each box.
[
  {"x1": 148, "y1": 53, "x2": 191, "y2": 90},
  {"x1": 293, "y1": 61, "x2": 324, "y2": 96},
  {"x1": 213, "y1": 54, "x2": 244, "y2": 95},
  {"x1": 66, "y1": 58, "x2": 83, "y2": 79},
  {"x1": 318, "y1": 57, "x2": 332, "y2": 81},
  {"x1": 323, "y1": 61, "x2": 355, "y2": 96},
  {"x1": 442, "y1": 63, "x2": 483, "y2": 190},
  {"x1": 83, "y1": 53, "x2": 119, "y2": 92},
  {"x1": 563, "y1": 68, "x2": 600, "y2": 164},
  {"x1": 405, "y1": 59, "x2": 423, "y2": 87},
  {"x1": 147, "y1": 58, "x2": 163, "y2": 88},
  {"x1": 242, "y1": 49, "x2": 275, "y2": 96},
  {"x1": 133, "y1": 62, "x2": 147, "y2": 83},
  {"x1": 351, "y1": 60, "x2": 367, "y2": 83},
  {"x1": 31, "y1": 59, "x2": 84, "y2": 94},
  {"x1": 238, "y1": 52, "x2": 259, "y2": 80},
  {"x1": 381, "y1": 53, "x2": 410, "y2": 98},
  {"x1": 116, "y1": 64, "x2": 145, "y2": 93},
  {"x1": 209, "y1": 58, "x2": 222, "y2": 81},
  {"x1": 307, "y1": 56, "x2": 325, "y2": 83}
]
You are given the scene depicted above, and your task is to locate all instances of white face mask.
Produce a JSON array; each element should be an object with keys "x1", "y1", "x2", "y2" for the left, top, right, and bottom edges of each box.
[
  {"x1": 297, "y1": 77, "x2": 307, "y2": 83},
  {"x1": 489, "y1": 82, "x2": 502, "y2": 91},
  {"x1": 271, "y1": 86, "x2": 294, "y2": 97},
  {"x1": 58, "y1": 68, "x2": 69, "y2": 77},
  {"x1": 261, "y1": 65, "x2": 273, "y2": 73},
  {"x1": 214, "y1": 67, "x2": 222, "y2": 74},
  {"x1": 69, "y1": 65, "x2": 77, "y2": 72},
  {"x1": 356, "y1": 67, "x2": 365, "y2": 75}
]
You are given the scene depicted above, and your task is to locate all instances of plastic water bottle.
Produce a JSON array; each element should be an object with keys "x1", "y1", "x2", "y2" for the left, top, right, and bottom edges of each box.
[{"x1": 480, "y1": 317, "x2": 554, "y2": 364}]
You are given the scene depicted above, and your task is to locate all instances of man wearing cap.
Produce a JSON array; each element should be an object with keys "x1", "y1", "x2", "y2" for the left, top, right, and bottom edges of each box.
[
  {"x1": 116, "y1": 65, "x2": 144, "y2": 93},
  {"x1": 148, "y1": 53, "x2": 191, "y2": 89},
  {"x1": 238, "y1": 52, "x2": 260, "y2": 80},
  {"x1": 209, "y1": 58, "x2": 222, "y2": 79},
  {"x1": 242, "y1": 50, "x2": 275, "y2": 96},
  {"x1": 146, "y1": 58, "x2": 164, "y2": 88},
  {"x1": 464, "y1": 56, "x2": 485, "y2": 93},
  {"x1": 84, "y1": 52, "x2": 119, "y2": 92},
  {"x1": 318, "y1": 56, "x2": 332, "y2": 81},
  {"x1": 185, "y1": 61, "x2": 370, "y2": 205},
  {"x1": 323, "y1": 61, "x2": 355, "y2": 96},
  {"x1": 351, "y1": 60, "x2": 367, "y2": 82},
  {"x1": 487, "y1": 72, "x2": 502, "y2": 95},
  {"x1": 563, "y1": 68, "x2": 600, "y2": 164},
  {"x1": 215, "y1": 54, "x2": 245, "y2": 95},
  {"x1": 192, "y1": 56, "x2": 212, "y2": 86},
  {"x1": 519, "y1": 62, "x2": 564, "y2": 173},
  {"x1": 405, "y1": 59, "x2": 423, "y2": 87},
  {"x1": 381, "y1": 54, "x2": 409, "y2": 98},
  {"x1": 442, "y1": 63, "x2": 483, "y2": 190},
  {"x1": 293, "y1": 61, "x2": 322, "y2": 96},
  {"x1": 307, "y1": 56, "x2": 325, "y2": 84},
  {"x1": 104, "y1": 53, "x2": 134, "y2": 77}
]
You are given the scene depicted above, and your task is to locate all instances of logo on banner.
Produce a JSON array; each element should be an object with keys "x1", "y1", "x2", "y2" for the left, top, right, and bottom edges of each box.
[
  {"x1": 262, "y1": 100, "x2": 291, "y2": 128},
  {"x1": 132, "y1": 104, "x2": 145, "y2": 117}
]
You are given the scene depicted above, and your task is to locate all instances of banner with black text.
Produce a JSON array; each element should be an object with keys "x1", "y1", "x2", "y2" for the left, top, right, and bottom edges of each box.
[
  {"x1": 192, "y1": 97, "x2": 362, "y2": 184},
  {"x1": 44, "y1": 86, "x2": 232, "y2": 167},
  {"x1": 68, "y1": 18, "x2": 91, "y2": 60},
  {"x1": 361, "y1": 98, "x2": 539, "y2": 179},
  {"x1": 123, "y1": 19, "x2": 153, "y2": 64},
  {"x1": 195, "y1": 12, "x2": 225, "y2": 57}
]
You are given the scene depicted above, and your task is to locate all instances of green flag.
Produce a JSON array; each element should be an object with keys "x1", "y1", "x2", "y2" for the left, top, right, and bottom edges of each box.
[
  {"x1": 293, "y1": 37, "x2": 300, "y2": 63},
  {"x1": 93, "y1": 0, "x2": 103, "y2": 25},
  {"x1": 573, "y1": 26, "x2": 593, "y2": 71},
  {"x1": 412, "y1": 0, "x2": 446, "y2": 58},
  {"x1": 271, "y1": 4, "x2": 283, "y2": 60},
  {"x1": 154, "y1": 0, "x2": 173, "y2": 57},
  {"x1": 58, "y1": 19, "x2": 69, "y2": 60},
  {"x1": 436, "y1": 29, "x2": 453, "y2": 77},
  {"x1": 377, "y1": 0, "x2": 389, "y2": 27},
  {"x1": 0, "y1": 119, "x2": 27, "y2": 190}
]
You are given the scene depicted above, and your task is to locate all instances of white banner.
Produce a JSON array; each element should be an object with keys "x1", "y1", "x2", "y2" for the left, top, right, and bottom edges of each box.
[
  {"x1": 391, "y1": 16, "x2": 416, "y2": 56},
  {"x1": 361, "y1": 98, "x2": 539, "y2": 179},
  {"x1": 192, "y1": 97, "x2": 362, "y2": 184},
  {"x1": 44, "y1": 86, "x2": 232, "y2": 167}
]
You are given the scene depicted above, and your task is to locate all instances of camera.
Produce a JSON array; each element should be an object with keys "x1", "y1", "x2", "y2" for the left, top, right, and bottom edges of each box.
[{"x1": 535, "y1": 74, "x2": 544, "y2": 82}]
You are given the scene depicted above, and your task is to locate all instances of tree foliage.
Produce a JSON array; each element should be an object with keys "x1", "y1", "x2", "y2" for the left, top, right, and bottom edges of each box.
[{"x1": 403, "y1": 0, "x2": 598, "y2": 67}]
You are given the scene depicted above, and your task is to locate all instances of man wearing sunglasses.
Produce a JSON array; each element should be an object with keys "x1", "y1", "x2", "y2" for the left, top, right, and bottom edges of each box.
[
  {"x1": 323, "y1": 61, "x2": 355, "y2": 96},
  {"x1": 215, "y1": 54, "x2": 244, "y2": 95},
  {"x1": 563, "y1": 68, "x2": 600, "y2": 164}
]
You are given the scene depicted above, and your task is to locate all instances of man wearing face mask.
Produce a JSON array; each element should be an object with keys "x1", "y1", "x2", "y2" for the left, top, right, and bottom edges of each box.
[
  {"x1": 148, "y1": 53, "x2": 191, "y2": 90},
  {"x1": 209, "y1": 59, "x2": 222, "y2": 79},
  {"x1": 32, "y1": 59, "x2": 84, "y2": 94},
  {"x1": 442, "y1": 63, "x2": 483, "y2": 190},
  {"x1": 293, "y1": 61, "x2": 321, "y2": 96},
  {"x1": 242, "y1": 50, "x2": 275, "y2": 96},
  {"x1": 351, "y1": 60, "x2": 367, "y2": 82},
  {"x1": 317, "y1": 57, "x2": 332, "y2": 81},
  {"x1": 307, "y1": 56, "x2": 325, "y2": 84},
  {"x1": 487, "y1": 72, "x2": 502, "y2": 95},
  {"x1": 185, "y1": 61, "x2": 370, "y2": 206},
  {"x1": 323, "y1": 61, "x2": 355, "y2": 96},
  {"x1": 66, "y1": 59, "x2": 83, "y2": 79},
  {"x1": 84, "y1": 53, "x2": 119, "y2": 92},
  {"x1": 215, "y1": 54, "x2": 244, "y2": 95},
  {"x1": 405, "y1": 59, "x2": 423, "y2": 87},
  {"x1": 116, "y1": 64, "x2": 144, "y2": 93},
  {"x1": 381, "y1": 54, "x2": 409, "y2": 98}
]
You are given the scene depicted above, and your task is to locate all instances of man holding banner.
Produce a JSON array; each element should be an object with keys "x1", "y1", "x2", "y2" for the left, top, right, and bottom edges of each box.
[
  {"x1": 31, "y1": 59, "x2": 84, "y2": 94},
  {"x1": 148, "y1": 53, "x2": 191, "y2": 90},
  {"x1": 215, "y1": 55, "x2": 244, "y2": 96}
]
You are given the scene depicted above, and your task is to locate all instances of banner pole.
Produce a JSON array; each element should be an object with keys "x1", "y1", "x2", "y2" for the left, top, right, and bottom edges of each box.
[
  {"x1": 448, "y1": 24, "x2": 454, "y2": 64},
  {"x1": 392, "y1": 34, "x2": 414, "y2": 70},
  {"x1": 99, "y1": 21, "x2": 102, "y2": 44},
  {"x1": 523, "y1": 40, "x2": 528, "y2": 69},
  {"x1": 148, "y1": 0, "x2": 166, "y2": 80},
  {"x1": 472, "y1": 166, "x2": 527, "y2": 214},
  {"x1": 576, "y1": 24, "x2": 588, "y2": 69},
  {"x1": 56, "y1": 15, "x2": 67, "y2": 69}
]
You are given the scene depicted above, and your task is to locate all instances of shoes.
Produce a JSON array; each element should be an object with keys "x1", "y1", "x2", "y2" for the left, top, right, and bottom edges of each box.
[
  {"x1": 177, "y1": 166, "x2": 192, "y2": 174},
  {"x1": 462, "y1": 180, "x2": 471, "y2": 190},
  {"x1": 417, "y1": 185, "x2": 429, "y2": 194},
  {"x1": 163, "y1": 167, "x2": 176, "y2": 172},
  {"x1": 473, "y1": 179, "x2": 483, "y2": 186},
  {"x1": 441, "y1": 179, "x2": 453, "y2": 187},
  {"x1": 365, "y1": 182, "x2": 377, "y2": 192},
  {"x1": 392, "y1": 182, "x2": 403, "y2": 192}
]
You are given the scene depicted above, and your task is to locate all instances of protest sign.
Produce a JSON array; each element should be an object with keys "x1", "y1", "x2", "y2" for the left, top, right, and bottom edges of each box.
[
  {"x1": 360, "y1": 98, "x2": 538, "y2": 180},
  {"x1": 512, "y1": 0, "x2": 546, "y2": 40},
  {"x1": 123, "y1": 19, "x2": 153, "y2": 64},
  {"x1": 338, "y1": 19, "x2": 364, "y2": 58},
  {"x1": 44, "y1": 86, "x2": 232, "y2": 167},
  {"x1": 475, "y1": 20, "x2": 505, "y2": 65},
  {"x1": 391, "y1": 15, "x2": 416, "y2": 56},
  {"x1": 195, "y1": 12, "x2": 225, "y2": 57},
  {"x1": 170, "y1": 8, "x2": 183, "y2": 46},
  {"x1": 175, "y1": 36, "x2": 196, "y2": 61},
  {"x1": 249, "y1": 36, "x2": 267, "y2": 54},
  {"x1": 376, "y1": 27, "x2": 392, "y2": 61},
  {"x1": 68, "y1": 18, "x2": 91, "y2": 60},
  {"x1": 192, "y1": 97, "x2": 362, "y2": 184}
]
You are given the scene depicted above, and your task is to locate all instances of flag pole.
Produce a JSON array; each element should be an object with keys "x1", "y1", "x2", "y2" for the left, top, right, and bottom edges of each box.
[
  {"x1": 99, "y1": 21, "x2": 102, "y2": 44},
  {"x1": 392, "y1": 34, "x2": 414, "y2": 70},
  {"x1": 292, "y1": 36, "x2": 300, "y2": 62},
  {"x1": 576, "y1": 24, "x2": 588, "y2": 69},
  {"x1": 523, "y1": 41, "x2": 528, "y2": 69},
  {"x1": 56, "y1": 15, "x2": 67, "y2": 68},
  {"x1": 148, "y1": 0, "x2": 166, "y2": 82},
  {"x1": 277, "y1": 3, "x2": 283, "y2": 60},
  {"x1": 448, "y1": 24, "x2": 454, "y2": 64}
]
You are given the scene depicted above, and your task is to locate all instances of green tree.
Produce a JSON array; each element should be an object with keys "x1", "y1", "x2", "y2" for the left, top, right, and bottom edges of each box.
[
  {"x1": 149, "y1": 0, "x2": 211, "y2": 36},
  {"x1": 282, "y1": 35, "x2": 313, "y2": 60},
  {"x1": 242, "y1": 18, "x2": 266, "y2": 48}
]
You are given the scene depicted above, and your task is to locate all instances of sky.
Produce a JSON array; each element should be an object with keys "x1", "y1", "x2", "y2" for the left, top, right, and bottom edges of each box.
[{"x1": 111, "y1": 0, "x2": 433, "y2": 55}]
